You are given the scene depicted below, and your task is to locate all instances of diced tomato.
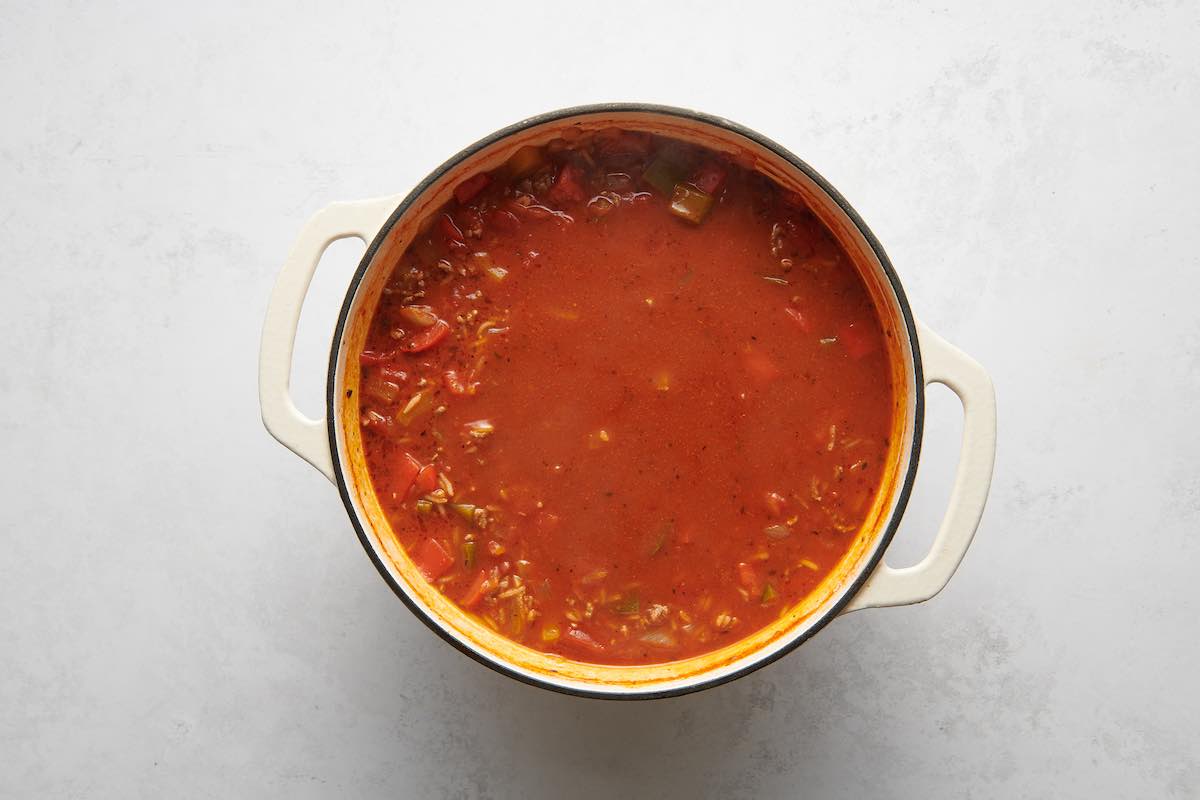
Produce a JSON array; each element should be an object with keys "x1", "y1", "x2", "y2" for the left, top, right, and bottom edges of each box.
[
  {"x1": 501, "y1": 198, "x2": 530, "y2": 217},
  {"x1": 414, "y1": 464, "x2": 438, "y2": 495},
  {"x1": 690, "y1": 160, "x2": 728, "y2": 195},
  {"x1": 454, "y1": 173, "x2": 491, "y2": 205},
  {"x1": 547, "y1": 163, "x2": 587, "y2": 205},
  {"x1": 561, "y1": 626, "x2": 606, "y2": 655},
  {"x1": 744, "y1": 349, "x2": 781, "y2": 384},
  {"x1": 413, "y1": 538, "x2": 454, "y2": 581},
  {"x1": 736, "y1": 562, "x2": 762, "y2": 597},
  {"x1": 839, "y1": 322, "x2": 878, "y2": 359},
  {"x1": 459, "y1": 570, "x2": 491, "y2": 609},
  {"x1": 359, "y1": 349, "x2": 396, "y2": 366},
  {"x1": 398, "y1": 318, "x2": 450, "y2": 353},
  {"x1": 394, "y1": 452, "x2": 422, "y2": 498},
  {"x1": 439, "y1": 213, "x2": 465, "y2": 243},
  {"x1": 784, "y1": 307, "x2": 812, "y2": 333},
  {"x1": 487, "y1": 208, "x2": 521, "y2": 232}
]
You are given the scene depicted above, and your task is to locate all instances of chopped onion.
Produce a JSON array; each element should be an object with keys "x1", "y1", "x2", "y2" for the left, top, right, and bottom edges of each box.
[
  {"x1": 465, "y1": 419, "x2": 495, "y2": 439},
  {"x1": 639, "y1": 630, "x2": 677, "y2": 649},
  {"x1": 399, "y1": 305, "x2": 438, "y2": 327},
  {"x1": 364, "y1": 378, "x2": 401, "y2": 405},
  {"x1": 764, "y1": 524, "x2": 791, "y2": 540}
]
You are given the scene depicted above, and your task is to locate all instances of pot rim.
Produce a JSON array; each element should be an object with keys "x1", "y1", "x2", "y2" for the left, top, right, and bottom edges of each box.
[{"x1": 324, "y1": 103, "x2": 925, "y2": 699}]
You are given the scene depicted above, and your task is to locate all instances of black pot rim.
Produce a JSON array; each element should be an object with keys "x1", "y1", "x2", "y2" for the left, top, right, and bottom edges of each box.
[{"x1": 325, "y1": 103, "x2": 925, "y2": 700}]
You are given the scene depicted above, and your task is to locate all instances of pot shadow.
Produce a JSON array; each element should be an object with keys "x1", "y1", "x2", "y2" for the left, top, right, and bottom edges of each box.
[
  {"x1": 334, "y1": 596, "x2": 886, "y2": 800},
  {"x1": 264, "y1": 486, "x2": 950, "y2": 798}
]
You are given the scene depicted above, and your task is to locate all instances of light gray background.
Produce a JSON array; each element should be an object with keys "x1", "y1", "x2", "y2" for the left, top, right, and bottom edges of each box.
[{"x1": 2, "y1": 1, "x2": 1197, "y2": 797}]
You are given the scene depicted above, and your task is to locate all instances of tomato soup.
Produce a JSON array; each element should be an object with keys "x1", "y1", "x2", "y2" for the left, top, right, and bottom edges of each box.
[{"x1": 355, "y1": 129, "x2": 894, "y2": 665}]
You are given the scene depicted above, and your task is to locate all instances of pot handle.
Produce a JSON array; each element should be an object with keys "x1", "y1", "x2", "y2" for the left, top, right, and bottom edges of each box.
[
  {"x1": 841, "y1": 322, "x2": 997, "y2": 612},
  {"x1": 258, "y1": 197, "x2": 399, "y2": 482}
]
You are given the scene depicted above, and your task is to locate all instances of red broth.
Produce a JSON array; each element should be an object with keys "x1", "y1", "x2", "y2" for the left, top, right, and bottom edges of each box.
[{"x1": 356, "y1": 130, "x2": 894, "y2": 665}]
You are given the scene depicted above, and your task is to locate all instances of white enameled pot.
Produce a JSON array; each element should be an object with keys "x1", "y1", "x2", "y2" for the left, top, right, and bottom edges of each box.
[{"x1": 259, "y1": 104, "x2": 997, "y2": 699}]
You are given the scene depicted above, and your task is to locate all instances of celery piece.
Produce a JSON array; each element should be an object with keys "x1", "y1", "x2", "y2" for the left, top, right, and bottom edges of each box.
[
  {"x1": 450, "y1": 503, "x2": 477, "y2": 523},
  {"x1": 669, "y1": 184, "x2": 715, "y2": 224},
  {"x1": 614, "y1": 593, "x2": 640, "y2": 615}
]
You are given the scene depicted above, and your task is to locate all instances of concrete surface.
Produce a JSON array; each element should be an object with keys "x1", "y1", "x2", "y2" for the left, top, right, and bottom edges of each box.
[{"x1": 2, "y1": 1, "x2": 1197, "y2": 797}]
